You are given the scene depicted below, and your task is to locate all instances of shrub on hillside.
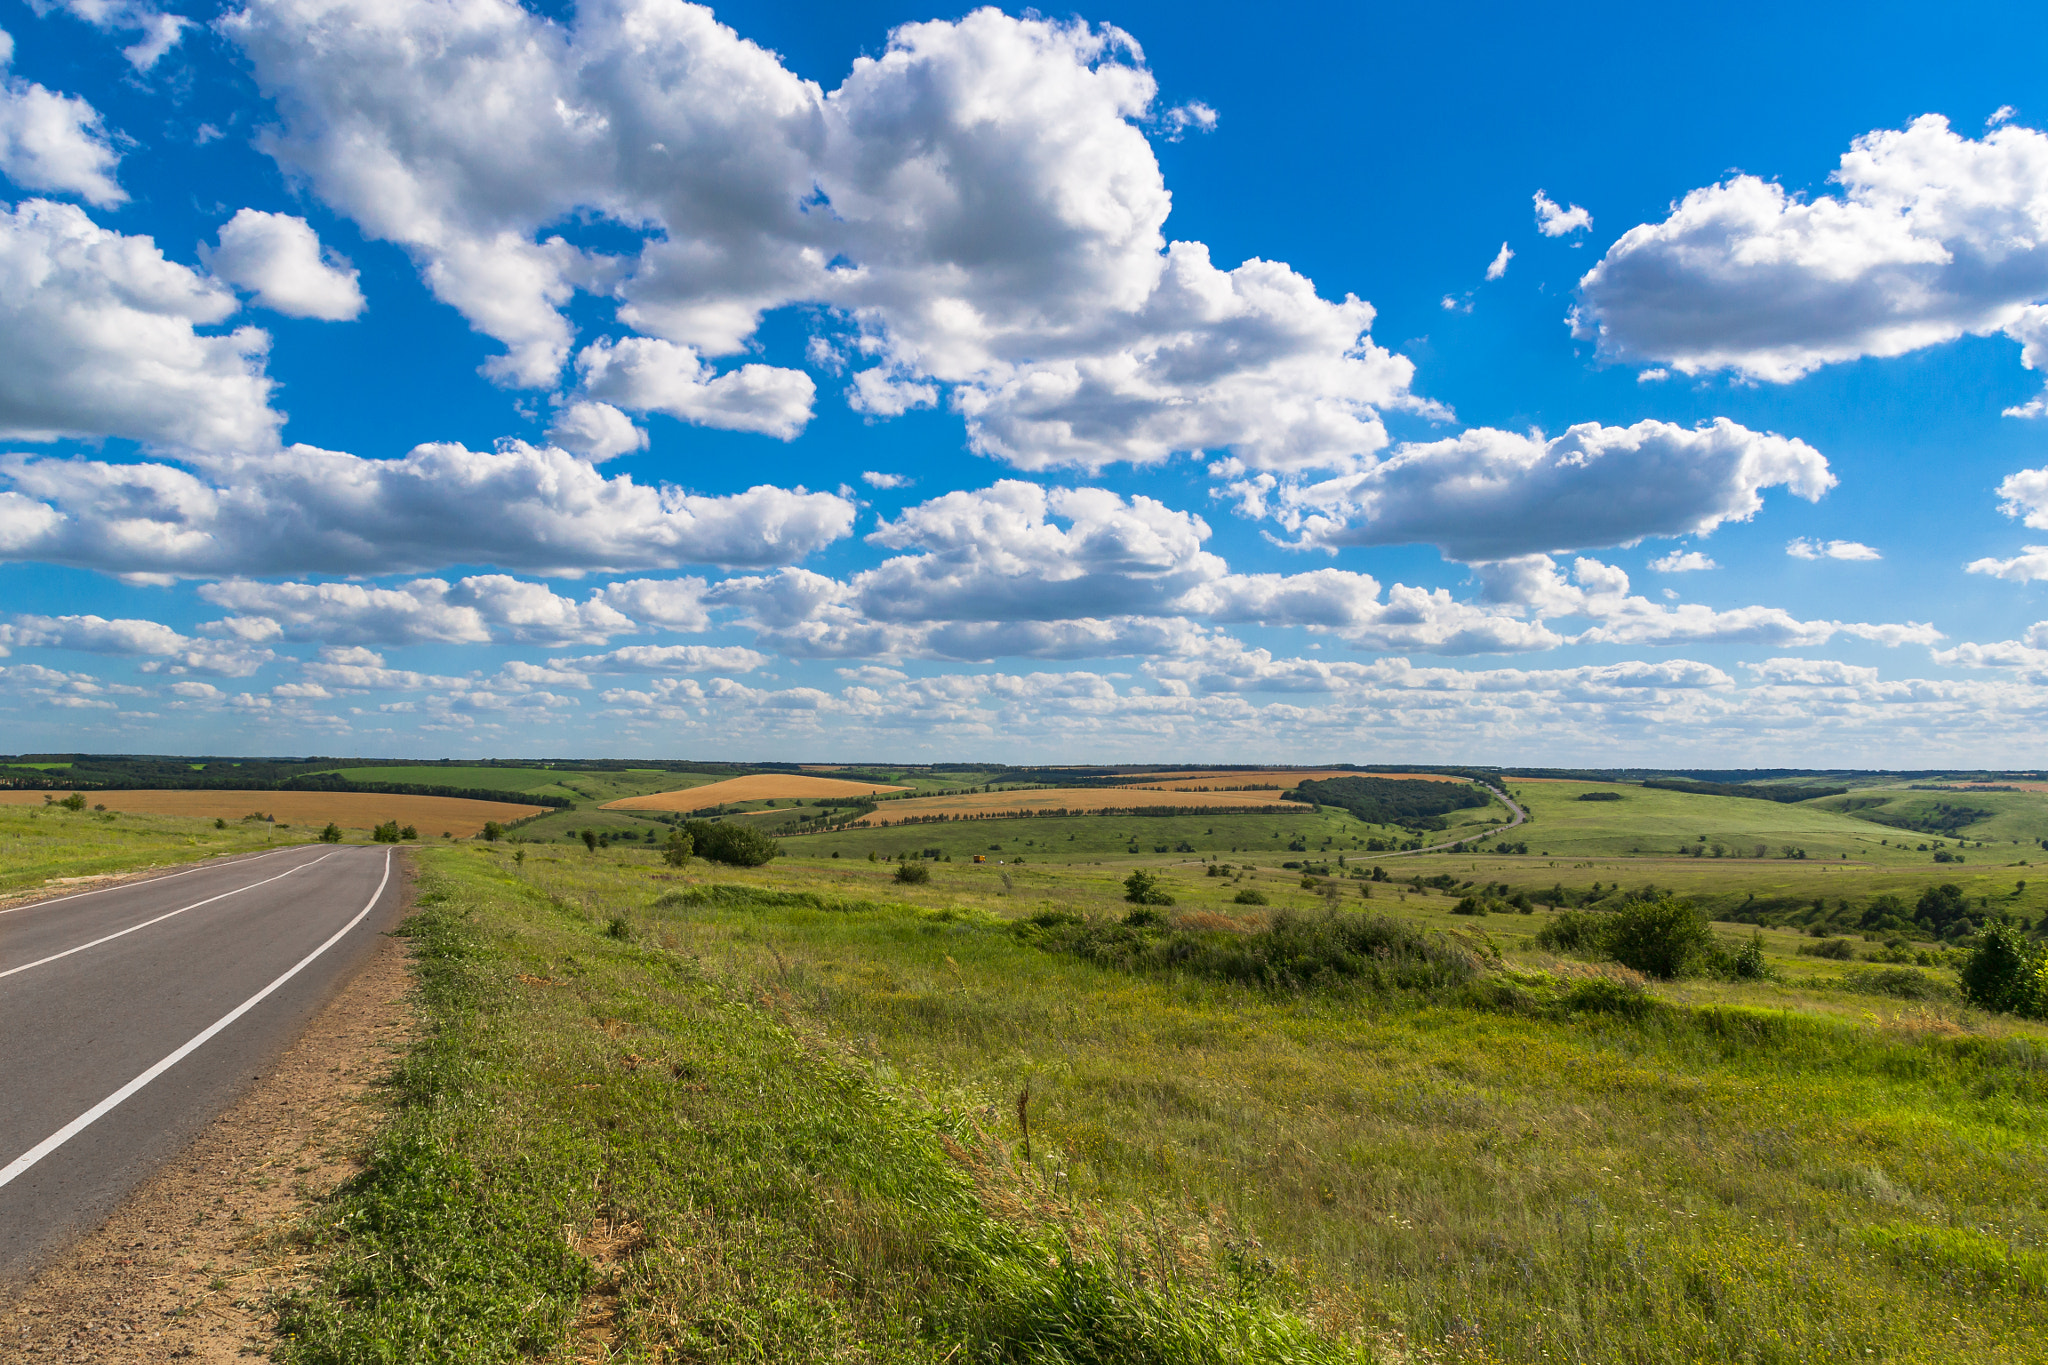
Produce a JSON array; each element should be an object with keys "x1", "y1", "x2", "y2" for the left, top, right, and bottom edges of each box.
[
  {"x1": 1123, "y1": 869, "x2": 1174, "y2": 906},
  {"x1": 318, "y1": 822, "x2": 342, "y2": 843},
  {"x1": 1537, "y1": 898, "x2": 1730, "y2": 980},
  {"x1": 662, "y1": 828, "x2": 693, "y2": 868},
  {"x1": 1233, "y1": 889, "x2": 1269, "y2": 906},
  {"x1": 681, "y1": 819, "x2": 780, "y2": 867},
  {"x1": 1600, "y1": 898, "x2": 1719, "y2": 979},
  {"x1": 894, "y1": 860, "x2": 931, "y2": 884},
  {"x1": 1797, "y1": 937, "x2": 1857, "y2": 960},
  {"x1": 1959, "y1": 922, "x2": 2046, "y2": 1017}
]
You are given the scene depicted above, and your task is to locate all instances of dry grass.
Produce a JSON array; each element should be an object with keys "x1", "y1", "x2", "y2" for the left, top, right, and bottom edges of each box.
[
  {"x1": 1114, "y1": 769, "x2": 1469, "y2": 790},
  {"x1": 0, "y1": 789, "x2": 545, "y2": 836},
  {"x1": 843, "y1": 786, "x2": 1301, "y2": 825},
  {"x1": 602, "y1": 773, "x2": 910, "y2": 811}
]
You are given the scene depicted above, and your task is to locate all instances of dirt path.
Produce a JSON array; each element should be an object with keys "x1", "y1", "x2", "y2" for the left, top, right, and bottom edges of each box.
[{"x1": 0, "y1": 862, "x2": 415, "y2": 1361}]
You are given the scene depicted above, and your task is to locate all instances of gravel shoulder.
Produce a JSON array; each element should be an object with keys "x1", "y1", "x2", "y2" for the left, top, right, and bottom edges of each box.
[{"x1": 0, "y1": 859, "x2": 416, "y2": 1361}]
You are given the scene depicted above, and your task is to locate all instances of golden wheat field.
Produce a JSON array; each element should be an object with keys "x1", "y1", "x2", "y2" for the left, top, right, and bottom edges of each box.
[
  {"x1": 1112, "y1": 768, "x2": 1468, "y2": 790},
  {"x1": 0, "y1": 789, "x2": 547, "y2": 836},
  {"x1": 602, "y1": 773, "x2": 911, "y2": 811},
  {"x1": 840, "y1": 786, "x2": 1302, "y2": 825}
]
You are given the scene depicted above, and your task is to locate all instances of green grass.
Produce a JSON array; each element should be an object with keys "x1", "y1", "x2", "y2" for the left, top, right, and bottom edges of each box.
[
  {"x1": 277, "y1": 848, "x2": 1359, "y2": 1363},
  {"x1": 778, "y1": 805, "x2": 1503, "y2": 860},
  {"x1": 0, "y1": 803, "x2": 313, "y2": 895},
  {"x1": 320, "y1": 764, "x2": 702, "y2": 806},
  {"x1": 1812, "y1": 786, "x2": 2048, "y2": 846},
  {"x1": 280, "y1": 844, "x2": 2048, "y2": 1362}
]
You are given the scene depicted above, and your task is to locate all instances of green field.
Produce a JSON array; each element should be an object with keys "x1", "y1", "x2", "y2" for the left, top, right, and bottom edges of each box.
[
  {"x1": 323, "y1": 764, "x2": 713, "y2": 807},
  {"x1": 273, "y1": 843, "x2": 2048, "y2": 1363},
  {"x1": 0, "y1": 802, "x2": 312, "y2": 895}
]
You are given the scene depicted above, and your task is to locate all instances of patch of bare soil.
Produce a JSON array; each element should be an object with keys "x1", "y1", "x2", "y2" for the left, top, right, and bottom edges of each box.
[{"x1": 0, "y1": 869, "x2": 416, "y2": 1361}]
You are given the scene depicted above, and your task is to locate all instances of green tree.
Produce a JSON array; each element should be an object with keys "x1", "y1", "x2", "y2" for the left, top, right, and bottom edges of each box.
[
  {"x1": 894, "y1": 860, "x2": 931, "y2": 884},
  {"x1": 480, "y1": 821, "x2": 504, "y2": 842},
  {"x1": 581, "y1": 829, "x2": 599, "y2": 852},
  {"x1": 372, "y1": 821, "x2": 401, "y2": 844},
  {"x1": 319, "y1": 822, "x2": 343, "y2": 843},
  {"x1": 662, "y1": 827, "x2": 694, "y2": 868},
  {"x1": 1959, "y1": 921, "x2": 2045, "y2": 1017},
  {"x1": 58, "y1": 792, "x2": 86, "y2": 811}
]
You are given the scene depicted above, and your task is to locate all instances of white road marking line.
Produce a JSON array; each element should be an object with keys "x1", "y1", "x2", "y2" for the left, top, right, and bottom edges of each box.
[
  {"x1": 0, "y1": 851, "x2": 343, "y2": 981},
  {"x1": 0, "y1": 845, "x2": 310, "y2": 918},
  {"x1": 0, "y1": 848, "x2": 391, "y2": 1194}
]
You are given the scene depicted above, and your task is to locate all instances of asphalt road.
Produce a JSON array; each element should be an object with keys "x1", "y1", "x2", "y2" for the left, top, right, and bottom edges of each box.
[{"x1": 0, "y1": 844, "x2": 402, "y2": 1284}]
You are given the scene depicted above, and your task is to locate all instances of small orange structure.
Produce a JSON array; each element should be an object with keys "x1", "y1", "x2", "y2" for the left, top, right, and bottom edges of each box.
[{"x1": 972, "y1": 854, "x2": 987, "y2": 863}]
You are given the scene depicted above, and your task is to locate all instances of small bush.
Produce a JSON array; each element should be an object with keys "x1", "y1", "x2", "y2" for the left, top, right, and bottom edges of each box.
[
  {"x1": 682, "y1": 820, "x2": 781, "y2": 867},
  {"x1": 661, "y1": 828, "x2": 693, "y2": 868},
  {"x1": 1536, "y1": 899, "x2": 1722, "y2": 980},
  {"x1": 1535, "y1": 910, "x2": 1605, "y2": 954},
  {"x1": 480, "y1": 821, "x2": 504, "y2": 842},
  {"x1": 1959, "y1": 922, "x2": 2046, "y2": 1017},
  {"x1": 1603, "y1": 898, "x2": 1718, "y2": 980},
  {"x1": 1233, "y1": 889, "x2": 1268, "y2": 906},
  {"x1": 894, "y1": 860, "x2": 932, "y2": 884},
  {"x1": 1798, "y1": 937, "x2": 1857, "y2": 960},
  {"x1": 318, "y1": 822, "x2": 343, "y2": 843},
  {"x1": 1122, "y1": 906, "x2": 1166, "y2": 927},
  {"x1": 1123, "y1": 869, "x2": 1175, "y2": 906}
]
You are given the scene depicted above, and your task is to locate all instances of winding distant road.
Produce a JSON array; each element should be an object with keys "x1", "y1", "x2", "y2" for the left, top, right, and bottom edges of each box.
[
  {"x1": 1379, "y1": 782, "x2": 1528, "y2": 859},
  {"x1": 0, "y1": 845, "x2": 401, "y2": 1284}
]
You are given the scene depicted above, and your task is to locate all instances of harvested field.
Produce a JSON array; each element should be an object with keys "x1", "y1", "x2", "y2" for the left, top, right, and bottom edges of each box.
[
  {"x1": 602, "y1": 773, "x2": 910, "y2": 811},
  {"x1": 838, "y1": 786, "x2": 1303, "y2": 826},
  {"x1": 0, "y1": 789, "x2": 547, "y2": 837},
  {"x1": 1112, "y1": 768, "x2": 1471, "y2": 791}
]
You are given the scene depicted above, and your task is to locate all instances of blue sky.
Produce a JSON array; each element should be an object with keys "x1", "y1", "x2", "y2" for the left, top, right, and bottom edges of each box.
[{"x1": 2, "y1": 0, "x2": 2047, "y2": 763}]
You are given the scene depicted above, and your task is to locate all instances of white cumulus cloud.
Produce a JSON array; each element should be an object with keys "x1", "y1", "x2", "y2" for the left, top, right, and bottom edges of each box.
[
  {"x1": 0, "y1": 199, "x2": 278, "y2": 452},
  {"x1": 573, "y1": 336, "x2": 815, "y2": 440},
  {"x1": 202, "y1": 209, "x2": 364, "y2": 320},
  {"x1": 1649, "y1": 550, "x2": 1716, "y2": 572},
  {"x1": 1575, "y1": 115, "x2": 2048, "y2": 392},
  {"x1": 1232, "y1": 418, "x2": 1834, "y2": 562},
  {"x1": 0, "y1": 440, "x2": 856, "y2": 577},
  {"x1": 1485, "y1": 242, "x2": 1512, "y2": 280},
  {"x1": 0, "y1": 39, "x2": 124, "y2": 205},
  {"x1": 197, "y1": 575, "x2": 638, "y2": 646},
  {"x1": 1533, "y1": 190, "x2": 1591, "y2": 237},
  {"x1": 27, "y1": 0, "x2": 188, "y2": 69},
  {"x1": 225, "y1": 0, "x2": 1426, "y2": 471},
  {"x1": 544, "y1": 400, "x2": 646, "y2": 460},
  {"x1": 1787, "y1": 537, "x2": 1880, "y2": 561},
  {"x1": 1965, "y1": 545, "x2": 2048, "y2": 582}
]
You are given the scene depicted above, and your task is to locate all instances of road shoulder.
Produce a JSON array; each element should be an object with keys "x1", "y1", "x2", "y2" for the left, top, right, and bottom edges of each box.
[{"x1": 1, "y1": 857, "x2": 416, "y2": 1361}]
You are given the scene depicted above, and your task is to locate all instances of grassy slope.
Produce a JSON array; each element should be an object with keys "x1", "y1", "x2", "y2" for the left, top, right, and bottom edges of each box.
[
  {"x1": 327, "y1": 765, "x2": 697, "y2": 807},
  {"x1": 280, "y1": 847, "x2": 1352, "y2": 1364},
  {"x1": 286, "y1": 844, "x2": 2047, "y2": 1363},
  {"x1": 1811, "y1": 787, "x2": 2048, "y2": 845},
  {"x1": 0, "y1": 803, "x2": 311, "y2": 894}
]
